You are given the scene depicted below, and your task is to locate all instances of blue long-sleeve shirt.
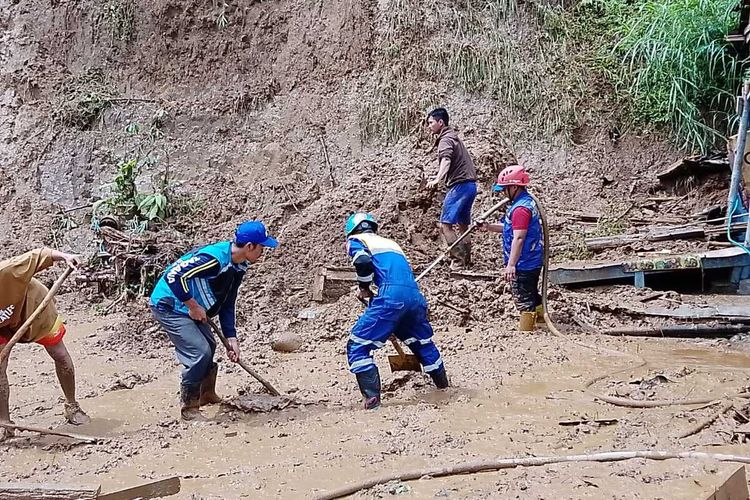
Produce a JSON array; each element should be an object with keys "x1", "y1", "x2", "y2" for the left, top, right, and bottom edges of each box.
[{"x1": 151, "y1": 242, "x2": 247, "y2": 338}]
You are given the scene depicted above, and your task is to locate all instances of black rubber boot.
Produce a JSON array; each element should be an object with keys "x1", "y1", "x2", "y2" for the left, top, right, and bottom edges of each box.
[
  {"x1": 429, "y1": 366, "x2": 450, "y2": 389},
  {"x1": 180, "y1": 383, "x2": 204, "y2": 421},
  {"x1": 355, "y1": 367, "x2": 381, "y2": 410},
  {"x1": 199, "y1": 363, "x2": 222, "y2": 406}
]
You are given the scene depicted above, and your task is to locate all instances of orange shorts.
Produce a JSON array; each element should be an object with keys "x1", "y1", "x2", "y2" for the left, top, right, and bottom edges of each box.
[{"x1": 0, "y1": 318, "x2": 66, "y2": 348}]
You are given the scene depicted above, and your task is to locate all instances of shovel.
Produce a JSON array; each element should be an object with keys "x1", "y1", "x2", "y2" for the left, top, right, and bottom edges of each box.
[
  {"x1": 357, "y1": 297, "x2": 422, "y2": 373},
  {"x1": 206, "y1": 319, "x2": 281, "y2": 396},
  {"x1": 415, "y1": 198, "x2": 509, "y2": 281}
]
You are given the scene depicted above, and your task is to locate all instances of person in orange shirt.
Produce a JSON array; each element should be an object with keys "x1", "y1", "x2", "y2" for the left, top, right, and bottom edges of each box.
[{"x1": 0, "y1": 248, "x2": 90, "y2": 442}]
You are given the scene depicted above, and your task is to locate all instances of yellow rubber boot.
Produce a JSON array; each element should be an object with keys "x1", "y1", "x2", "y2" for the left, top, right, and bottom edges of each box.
[
  {"x1": 519, "y1": 312, "x2": 536, "y2": 331},
  {"x1": 535, "y1": 305, "x2": 546, "y2": 325}
]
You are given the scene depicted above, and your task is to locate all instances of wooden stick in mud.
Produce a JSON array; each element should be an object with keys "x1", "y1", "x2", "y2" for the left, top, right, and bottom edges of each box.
[
  {"x1": 678, "y1": 401, "x2": 735, "y2": 439},
  {"x1": 206, "y1": 319, "x2": 281, "y2": 396},
  {"x1": 0, "y1": 422, "x2": 102, "y2": 443},
  {"x1": 311, "y1": 450, "x2": 750, "y2": 500},
  {"x1": 0, "y1": 266, "x2": 73, "y2": 364},
  {"x1": 0, "y1": 483, "x2": 101, "y2": 499},
  {"x1": 319, "y1": 136, "x2": 336, "y2": 188},
  {"x1": 593, "y1": 392, "x2": 750, "y2": 409}
]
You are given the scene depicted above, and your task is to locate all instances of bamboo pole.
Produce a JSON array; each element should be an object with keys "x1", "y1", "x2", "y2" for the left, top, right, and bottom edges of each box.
[{"x1": 0, "y1": 267, "x2": 73, "y2": 364}]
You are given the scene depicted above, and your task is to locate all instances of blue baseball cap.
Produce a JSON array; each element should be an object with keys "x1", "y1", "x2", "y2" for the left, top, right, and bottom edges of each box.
[{"x1": 235, "y1": 221, "x2": 278, "y2": 248}]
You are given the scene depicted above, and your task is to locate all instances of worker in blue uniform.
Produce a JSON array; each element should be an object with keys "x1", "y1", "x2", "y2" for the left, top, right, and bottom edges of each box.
[
  {"x1": 150, "y1": 221, "x2": 278, "y2": 420},
  {"x1": 345, "y1": 212, "x2": 449, "y2": 409}
]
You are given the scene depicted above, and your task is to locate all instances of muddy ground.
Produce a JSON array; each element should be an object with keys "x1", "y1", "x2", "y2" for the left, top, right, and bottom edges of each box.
[
  {"x1": 2, "y1": 291, "x2": 750, "y2": 499},
  {"x1": 3, "y1": 0, "x2": 750, "y2": 497}
]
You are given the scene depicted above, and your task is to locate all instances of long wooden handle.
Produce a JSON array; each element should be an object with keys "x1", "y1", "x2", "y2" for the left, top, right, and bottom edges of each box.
[
  {"x1": 389, "y1": 336, "x2": 406, "y2": 357},
  {"x1": 0, "y1": 266, "x2": 73, "y2": 364},
  {"x1": 206, "y1": 319, "x2": 281, "y2": 396},
  {"x1": 415, "y1": 198, "x2": 509, "y2": 282},
  {"x1": 0, "y1": 421, "x2": 101, "y2": 443},
  {"x1": 357, "y1": 298, "x2": 409, "y2": 360}
]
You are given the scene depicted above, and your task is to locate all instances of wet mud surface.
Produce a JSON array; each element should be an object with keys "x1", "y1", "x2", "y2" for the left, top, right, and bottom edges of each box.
[{"x1": 2, "y1": 298, "x2": 750, "y2": 498}]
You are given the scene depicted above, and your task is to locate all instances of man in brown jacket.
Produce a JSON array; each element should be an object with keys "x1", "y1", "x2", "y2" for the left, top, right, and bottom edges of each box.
[
  {"x1": 0, "y1": 248, "x2": 90, "y2": 441},
  {"x1": 425, "y1": 108, "x2": 478, "y2": 269}
]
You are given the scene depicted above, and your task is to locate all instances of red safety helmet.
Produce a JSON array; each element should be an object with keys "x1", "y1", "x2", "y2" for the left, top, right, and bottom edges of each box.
[{"x1": 493, "y1": 165, "x2": 529, "y2": 192}]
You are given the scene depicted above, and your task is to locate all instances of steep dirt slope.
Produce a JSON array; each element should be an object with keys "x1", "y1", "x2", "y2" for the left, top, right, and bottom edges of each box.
[{"x1": 3, "y1": 1, "x2": 748, "y2": 498}]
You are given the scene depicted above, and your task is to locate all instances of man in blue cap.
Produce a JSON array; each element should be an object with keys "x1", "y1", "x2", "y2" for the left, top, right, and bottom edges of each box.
[
  {"x1": 345, "y1": 212, "x2": 449, "y2": 410},
  {"x1": 150, "y1": 221, "x2": 278, "y2": 420}
]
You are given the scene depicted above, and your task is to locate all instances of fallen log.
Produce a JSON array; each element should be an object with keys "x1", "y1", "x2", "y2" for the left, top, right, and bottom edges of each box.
[
  {"x1": 600, "y1": 324, "x2": 750, "y2": 338},
  {"x1": 585, "y1": 226, "x2": 705, "y2": 251},
  {"x1": 312, "y1": 450, "x2": 750, "y2": 500},
  {"x1": 0, "y1": 483, "x2": 100, "y2": 499}
]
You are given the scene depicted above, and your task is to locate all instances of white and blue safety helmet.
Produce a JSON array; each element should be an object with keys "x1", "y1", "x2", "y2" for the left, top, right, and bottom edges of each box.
[{"x1": 345, "y1": 212, "x2": 378, "y2": 237}]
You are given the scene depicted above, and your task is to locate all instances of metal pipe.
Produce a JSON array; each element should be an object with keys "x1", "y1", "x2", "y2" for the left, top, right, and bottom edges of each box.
[{"x1": 729, "y1": 82, "x2": 750, "y2": 242}]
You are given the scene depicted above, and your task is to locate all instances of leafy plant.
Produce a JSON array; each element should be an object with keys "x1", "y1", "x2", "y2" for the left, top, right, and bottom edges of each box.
[
  {"x1": 136, "y1": 193, "x2": 169, "y2": 221},
  {"x1": 94, "y1": 158, "x2": 171, "y2": 224},
  {"x1": 125, "y1": 122, "x2": 141, "y2": 135},
  {"x1": 580, "y1": 0, "x2": 742, "y2": 152}
]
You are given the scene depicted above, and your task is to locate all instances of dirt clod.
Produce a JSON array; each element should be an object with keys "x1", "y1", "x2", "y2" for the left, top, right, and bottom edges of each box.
[{"x1": 271, "y1": 334, "x2": 303, "y2": 353}]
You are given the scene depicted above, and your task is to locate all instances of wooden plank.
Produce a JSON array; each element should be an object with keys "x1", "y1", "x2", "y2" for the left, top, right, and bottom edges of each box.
[
  {"x1": 98, "y1": 477, "x2": 181, "y2": 500},
  {"x1": 0, "y1": 483, "x2": 100, "y2": 499},
  {"x1": 656, "y1": 158, "x2": 687, "y2": 180},
  {"x1": 311, "y1": 268, "x2": 325, "y2": 302},
  {"x1": 703, "y1": 465, "x2": 748, "y2": 500},
  {"x1": 449, "y1": 270, "x2": 499, "y2": 281},
  {"x1": 324, "y1": 269, "x2": 356, "y2": 281},
  {"x1": 658, "y1": 155, "x2": 729, "y2": 181},
  {"x1": 601, "y1": 324, "x2": 750, "y2": 338},
  {"x1": 625, "y1": 300, "x2": 750, "y2": 320},
  {"x1": 549, "y1": 264, "x2": 628, "y2": 285},
  {"x1": 551, "y1": 247, "x2": 750, "y2": 286},
  {"x1": 585, "y1": 226, "x2": 705, "y2": 251}
]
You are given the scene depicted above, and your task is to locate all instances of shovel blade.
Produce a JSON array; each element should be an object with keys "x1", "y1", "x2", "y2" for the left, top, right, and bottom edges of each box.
[{"x1": 387, "y1": 354, "x2": 422, "y2": 372}]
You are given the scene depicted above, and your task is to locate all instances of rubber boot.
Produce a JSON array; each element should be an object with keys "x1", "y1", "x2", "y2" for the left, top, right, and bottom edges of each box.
[
  {"x1": 199, "y1": 363, "x2": 222, "y2": 406},
  {"x1": 63, "y1": 401, "x2": 91, "y2": 425},
  {"x1": 463, "y1": 239, "x2": 472, "y2": 269},
  {"x1": 519, "y1": 311, "x2": 536, "y2": 331},
  {"x1": 180, "y1": 383, "x2": 204, "y2": 421},
  {"x1": 429, "y1": 365, "x2": 450, "y2": 389},
  {"x1": 449, "y1": 243, "x2": 467, "y2": 271},
  {"x1": 355, "y1": 367, "x2": 381, "y2": 410}
]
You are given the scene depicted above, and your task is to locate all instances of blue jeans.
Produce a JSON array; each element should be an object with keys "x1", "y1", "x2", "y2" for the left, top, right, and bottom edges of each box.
[
  {"x1": 348, "y1": 285, "x2": 443, "y2": 374},
  {"x1": 150, "y1": 298, "x2": 216, "y2": 386},
  {"x1": 441, "y1": 181, "x2": 477, "y2": 225}
]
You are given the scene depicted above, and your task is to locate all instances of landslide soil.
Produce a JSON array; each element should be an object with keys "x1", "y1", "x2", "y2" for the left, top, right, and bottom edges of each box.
[
  {"x1": 3, "y1": 299, "x2": 750, "y2": 499},
  {"x1": 2, "y1": 0, "x2": 750, "y2": 498}
]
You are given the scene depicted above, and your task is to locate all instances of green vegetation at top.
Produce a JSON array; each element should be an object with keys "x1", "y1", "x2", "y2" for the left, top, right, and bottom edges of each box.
[
  {"x1": 362, "y1": 0, "x2": 745, "y2": 152},
  {"x1": 584, "y1": 0, "x2": 742, "y2": 152}
]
